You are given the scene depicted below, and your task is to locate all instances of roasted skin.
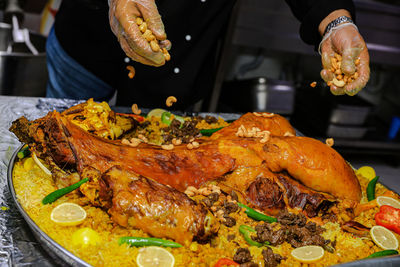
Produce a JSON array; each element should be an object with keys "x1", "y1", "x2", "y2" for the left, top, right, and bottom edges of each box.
[
  {"x1": 80, "y1": 166, "x2": 218, "y2": 246},
  {"x1": 10, "y1": 102, "x2": 362, "y2": 221},
  {"x1": 261, "y1": 136, "x2": 361, "y2": 202}
]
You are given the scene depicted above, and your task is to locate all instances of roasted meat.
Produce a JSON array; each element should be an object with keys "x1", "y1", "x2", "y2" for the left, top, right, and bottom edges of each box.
[
  {"x1": 80, "y1": 166, "x2": 219, "y2": 245},
  {"x1": 10, "y1": 101, "x2": 363, "y2": 241}
]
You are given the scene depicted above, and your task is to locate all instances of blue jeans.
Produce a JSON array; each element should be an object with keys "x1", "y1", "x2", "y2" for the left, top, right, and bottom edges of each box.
[{"x1": 46, "y1": 27, "x2": 115, "y2": 101}]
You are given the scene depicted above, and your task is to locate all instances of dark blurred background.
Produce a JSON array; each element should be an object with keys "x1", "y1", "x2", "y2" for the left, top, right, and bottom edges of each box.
[{"x1": 0, "y1": 0, "x2": 399, "y2": 172}]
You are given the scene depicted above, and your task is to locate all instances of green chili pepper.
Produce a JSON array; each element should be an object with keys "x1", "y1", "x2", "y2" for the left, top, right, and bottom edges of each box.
[
  {"x1": 239, "y1": 225, "x2": 268, "y2": 247},
  {"x1": 237, "y1": 202, "x2": 277, "y2": 223},
  {"x1": 42, "y1": 178, "x2": 89, "y2": 204},
  {"x1": 200, "y1": 127, "x2": 224, "y2": 137},
  {"x1": 17, "y1": 145, "x2": 31, "y2": 159},
  {"x1": 161, "y1": 112, "x2": 185, "y2": 126},
  {"x1": 118, "y1": 236, "x2": 182, "y2": 248},
  {"x1": 367, "y1": 176, "x2": 379, "y2": 201},
  {"x1": 366, "y1": 250, "x2": 398, "y2": 258}
]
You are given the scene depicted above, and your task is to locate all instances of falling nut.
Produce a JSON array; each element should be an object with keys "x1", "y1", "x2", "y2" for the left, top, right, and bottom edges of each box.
[
  {"x1": 332, "y1": 78, "x2": 345, "y2": 88},
  {"x1": 131, "y1": 103, "x2": 141, "y2": 115},
  {"x1": 166, "y1": 96, "x2": 177, "y2": 107},
  {"x1": 326, "y1": 138, "x2": 334, "y2": 147},
  {"x1": 310, "y1": 82, "x2": 317, "y2": 88}
]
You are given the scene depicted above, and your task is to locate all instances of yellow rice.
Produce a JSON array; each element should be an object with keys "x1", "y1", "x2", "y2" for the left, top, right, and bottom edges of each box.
[{"x1": 12, "y1": 156, "x2": 400, "y2": 266}]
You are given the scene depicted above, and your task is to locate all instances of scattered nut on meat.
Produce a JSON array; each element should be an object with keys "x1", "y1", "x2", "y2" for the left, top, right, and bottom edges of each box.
[
  {"x1": 187, "y1": 143, "x2": 194, "y2": 150},
  {"x1": 326, "y1": 138, "x2": 334, "y2": 147},
  {"x1": 253, "y1": 112, "x2": 262, "y2": 117},
  {"x1": 172, "y1": 138, "x2": 182, "y2": 146},
  {"x1": 284, "y1": 131, "x2": 295, "y2": 137},
  {"x1": 161, "y1": 144, "x2": 174, "y2": 150},
  {"x1": 166, "y1": 96, "x2": 177, "y2": 107},
  {"x1": 121, "y1": 138, "x2": 130, "y2": 145},
  {"x1": 192, "y1": 141, "x2": 200, "y2": 148},
  {"x1": 131, "y1": 103, "x2": 141, "y2": 115},
  {"x1": 262, "y1": 112, "x2": 275, "y2": 118}
]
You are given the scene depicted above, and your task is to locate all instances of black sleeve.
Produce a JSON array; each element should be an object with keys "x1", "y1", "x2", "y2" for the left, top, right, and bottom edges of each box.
[{"x1": 284, "y1": 0, "x2": 356, "y2": 48}]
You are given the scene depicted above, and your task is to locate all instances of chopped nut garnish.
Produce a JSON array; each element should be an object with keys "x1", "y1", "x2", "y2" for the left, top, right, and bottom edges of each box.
[
  {"x1": 187, "y1": 143, "x2": 194, "y2": 150},
  {"x1": 166, "y1": 96, "x2": 177, "y2": 107},
  {"x1": 326, "y1": 138, "x2": 334, "y2": 147}
]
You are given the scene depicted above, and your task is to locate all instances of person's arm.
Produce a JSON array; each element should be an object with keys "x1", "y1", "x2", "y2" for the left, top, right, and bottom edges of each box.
[
  {"x1": 285, "y1": 0, "x2": 369, "y2": 96},
  {"x1": 108, "y1": 0, "x2": 171, "y2": 67}
]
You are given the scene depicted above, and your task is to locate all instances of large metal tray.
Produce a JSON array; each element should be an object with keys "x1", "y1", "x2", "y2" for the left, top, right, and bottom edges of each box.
[{"x1": 7, "y1": 145, "x2": 400, "y2": 267}]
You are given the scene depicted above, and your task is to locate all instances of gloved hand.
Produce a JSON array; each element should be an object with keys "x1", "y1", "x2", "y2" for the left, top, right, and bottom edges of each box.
[
  {"x1": 109, "y1": 0, "x2": 171, "y2": 67},
  {"x1": 320, "y1": 24, "x2": 370, "y2": 96}
]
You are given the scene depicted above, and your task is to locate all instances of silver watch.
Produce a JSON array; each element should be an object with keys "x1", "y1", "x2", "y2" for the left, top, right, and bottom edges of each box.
[{"x1": 323, "y1": 16, "x2": 354, "y2": 36}]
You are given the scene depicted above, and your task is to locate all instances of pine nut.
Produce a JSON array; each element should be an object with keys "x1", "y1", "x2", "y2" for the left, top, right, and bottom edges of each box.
[
  {"x1": 136, "y1": 17, "x2": 143, "y2": 25},
  {"x1": 139, "y1": 22, "x2": 147, "y2": 33}
]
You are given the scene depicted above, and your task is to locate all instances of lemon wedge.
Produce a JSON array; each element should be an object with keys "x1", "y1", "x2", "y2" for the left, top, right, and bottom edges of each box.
[
  {"x1": 136, "y1": 246, "x2": 175, "y2": 267},
  {"x1": 356, "y1": 166, "x2": 376, "y2": 180},
  {"x1": 71, "y1": 227, "x2": 101, "y2": 247},
  {"x1": 147, "y1": 108, "x2": 167, "y2": 118},
  {"x1": 291, "y1": 245, "x2": 324, "y2": 263},
  {"x1": 376, "y1": 196, "x2": 400, "y2": 209},
  {"x1": 370, "y1": 225, "x2": 399, "y2": 250},
  {"x1": 50, "y1": 202, "x2": 86, "y2": 226}
]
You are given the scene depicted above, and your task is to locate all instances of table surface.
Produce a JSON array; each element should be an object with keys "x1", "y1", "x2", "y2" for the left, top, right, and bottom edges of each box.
[{"x1": 0, "y1": 96, "x2": 399, "y2": 266}]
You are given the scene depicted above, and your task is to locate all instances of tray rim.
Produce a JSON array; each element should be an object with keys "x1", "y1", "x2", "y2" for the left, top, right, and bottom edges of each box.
[{"x1": 7, "y1": 145, "x2": 400, "y2": 267}]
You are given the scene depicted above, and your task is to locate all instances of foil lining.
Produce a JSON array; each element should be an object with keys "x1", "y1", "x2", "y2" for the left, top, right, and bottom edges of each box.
[{"x1": 0, "y1": 97, "x2": 82, "y2": 267}]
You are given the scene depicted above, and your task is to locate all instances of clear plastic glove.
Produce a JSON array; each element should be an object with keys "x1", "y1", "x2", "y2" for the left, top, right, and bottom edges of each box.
[
  {"x1": 320, "y1": 24, "x2": 370, "y2": 96},
  {"x1": 109, "y1": 0, "x2": 171, "y2": 66}
]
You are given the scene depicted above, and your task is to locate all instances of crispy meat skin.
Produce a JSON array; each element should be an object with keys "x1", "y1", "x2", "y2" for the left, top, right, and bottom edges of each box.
[
  {"x1": 10, "y1": 106, "x2": 362, "y2": 223},
  {"x1": 261, "y1": 136, "x2": 361, "y2": 202},
  {"x1": 101, "y1": 167, "x2": 216, "y2": 245}
]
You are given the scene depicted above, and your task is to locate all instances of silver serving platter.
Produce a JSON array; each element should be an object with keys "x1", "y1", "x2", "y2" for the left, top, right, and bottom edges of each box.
[{"x1": 7, "y1": 145, "x2": 400, "y2": 267}]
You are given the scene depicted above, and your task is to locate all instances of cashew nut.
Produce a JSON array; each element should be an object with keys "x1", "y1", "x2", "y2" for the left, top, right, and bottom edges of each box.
[{"x1": 166, "y1": 96, "x2": 177, "y2": 107}]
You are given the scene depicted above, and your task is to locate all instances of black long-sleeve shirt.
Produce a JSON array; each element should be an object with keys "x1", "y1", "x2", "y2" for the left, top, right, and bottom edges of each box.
[{"x1": 54, "y1": 0, "x2": 355, "y2": 109}]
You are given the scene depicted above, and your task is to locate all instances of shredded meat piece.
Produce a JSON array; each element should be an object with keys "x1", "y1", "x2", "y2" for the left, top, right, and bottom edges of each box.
[
  {"x1": 224, "y1": 200, "x2": 239, "y2": 214},
  {"x1": 255, "y1": 211, "x2": 328, "y2": 248},
  {"x1": 222, "y1": 215, "x2": 236, "y2": 227},
  {"x1": 233, "y1": 248, "x2": 252, "y2": 264},
  {"x1": 205, "y1": 115, "x2": 218, "y2": 124},
  {"x1": 162, "y1": 119, "x2": 200, "y2": 144},
  {"x1": 262, "y1": 247, "x2": 285, "y2": 267},
  {"x1": 277, "y1": 210, "x2": 307, "y2": 226}
]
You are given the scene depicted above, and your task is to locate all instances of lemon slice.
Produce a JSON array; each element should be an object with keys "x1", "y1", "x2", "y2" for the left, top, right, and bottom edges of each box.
[
  {"x1": 377, "y1": 196, "x2": 400, "y2": 209},
  {"x1": 147, "y1": 108, "x2": 167, "y2": 118},
  {"x1": 136, "y1": 246, "x2": 175, "y2": 267},
  {"x1": 370, "y1": 225, "x2": 399, "y2": 250},
  {"x1": 50, "y1": 202, "x2": 86, "y2": 226},
  {"x1": 291, "y1": 245, "x2": 324, "y2": 263},
  {"x1": 71, "y1": 228, "x2": 101, "y2": 247},
  {"x1": 356, "y1": 166, "x2": 376, "y2": 180}
]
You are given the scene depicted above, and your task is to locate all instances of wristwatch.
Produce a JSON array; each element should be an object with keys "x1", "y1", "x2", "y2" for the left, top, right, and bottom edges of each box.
[{"x1": 323, "y1": 16, "x2": 354, "y2": 36}]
